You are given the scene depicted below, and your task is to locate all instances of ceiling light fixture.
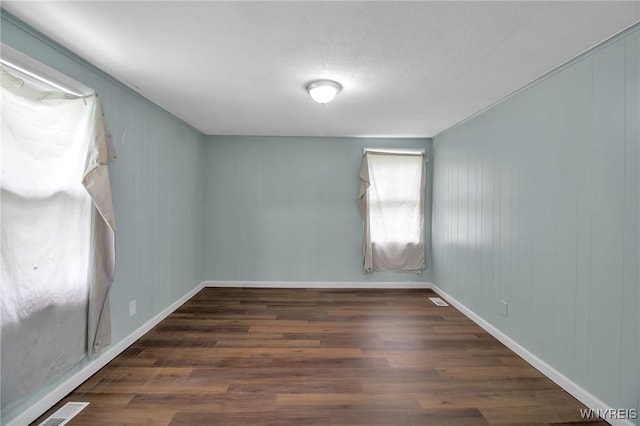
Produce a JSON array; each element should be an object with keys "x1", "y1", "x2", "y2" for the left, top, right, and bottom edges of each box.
[{"x1": 305, "y1": 80, "x2": 342, "y2": 104}]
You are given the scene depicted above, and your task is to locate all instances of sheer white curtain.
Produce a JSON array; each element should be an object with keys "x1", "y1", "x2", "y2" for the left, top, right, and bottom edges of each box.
[
  {"x1": 1, "y1": 65, "x2": 116, "y2": 410},
  {"x1": 359, "y1": 150, "x2": 425, "y2": 273}
]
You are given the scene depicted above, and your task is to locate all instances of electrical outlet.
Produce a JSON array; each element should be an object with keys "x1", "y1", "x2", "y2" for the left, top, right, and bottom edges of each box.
[
  {"x1": 500, "y1": 300, "x2": 508, "y2": 318},
  {"x1": 129, "y1": 300, "x2": 136, "y2": 317}
]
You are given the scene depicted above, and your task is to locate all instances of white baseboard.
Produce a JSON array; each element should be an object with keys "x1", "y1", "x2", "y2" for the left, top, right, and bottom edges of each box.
[
  {"x1": 7, "y1": 282, "x2": 205, "y2": 426},
  {"x1": 429, "y1": 283, "x2": 634, "y2": 426},
  {"x1": 203, "y1": 280, "x2": 431, "y2": 289}
]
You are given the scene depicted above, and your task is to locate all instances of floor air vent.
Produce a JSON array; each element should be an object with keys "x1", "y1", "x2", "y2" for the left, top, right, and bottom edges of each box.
[
  {"x1": 39, "y1": 402, "x2": 89, "y2": 426},
  {"x1": 428, "y1": 297, "x2": 449, "y2": 307}
]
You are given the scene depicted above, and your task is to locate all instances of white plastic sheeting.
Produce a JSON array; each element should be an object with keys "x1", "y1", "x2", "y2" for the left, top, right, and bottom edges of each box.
[
  {"x1": 359, "y1": 150, "x2": 425, "y2": 273},
  {"x1": 0, "y1": 66, "x2": 115, "y2": 410}
]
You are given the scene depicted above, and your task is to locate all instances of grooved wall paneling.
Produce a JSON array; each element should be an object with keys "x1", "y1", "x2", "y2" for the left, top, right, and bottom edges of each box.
[
  {"x1": 432, "y1": 29, "x2": 640, "y2": 423},
  {"x1": 203, "y1": 136, "x2": 433, "y2": 283}
]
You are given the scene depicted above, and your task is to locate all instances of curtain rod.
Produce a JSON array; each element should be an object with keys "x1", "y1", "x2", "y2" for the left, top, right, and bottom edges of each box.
[
  {"x1": 363, "y1": 148, "x2": 429, "y2": 161},
  {"x1": 363, "y1": 148, "x2": 425, "y2": 154},
  {"x1": 1, "y1": 58, "x2": 88, "y2": 97}
]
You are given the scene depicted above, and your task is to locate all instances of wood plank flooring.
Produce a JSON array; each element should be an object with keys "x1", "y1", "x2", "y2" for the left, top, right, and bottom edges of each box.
[{"x1": 32, "y1": 288, "x2": 605, "y2": 425}]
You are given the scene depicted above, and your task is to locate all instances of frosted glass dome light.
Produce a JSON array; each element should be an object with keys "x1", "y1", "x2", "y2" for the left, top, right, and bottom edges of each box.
[{"x1": 305, "y1": 80, "x2": 342, "y2": 104}]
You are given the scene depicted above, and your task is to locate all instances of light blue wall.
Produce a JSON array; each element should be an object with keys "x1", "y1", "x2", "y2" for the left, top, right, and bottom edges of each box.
[
  {"x1": 203, "y1": 136, "x2": 433, "y2": 283},
  {"x1": 432, "y1": 27, "x2": 639, "y2": 422},
  {"x1": 1, "y1": 12, "x2": 206, "y2": 425}
]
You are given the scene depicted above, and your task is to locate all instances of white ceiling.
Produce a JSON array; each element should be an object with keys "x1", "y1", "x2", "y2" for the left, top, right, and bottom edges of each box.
[{"x1": 2, "y1": 1, "x2": 638, "y2": 138}]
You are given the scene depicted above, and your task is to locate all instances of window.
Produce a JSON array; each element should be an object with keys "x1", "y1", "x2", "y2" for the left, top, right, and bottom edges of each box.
[
  {"x1": 1, "y1": 46, "x2": 116, "y2": 410},
  {"x1": 358, "y1": 150, "x2": 425, "y2": 273}
]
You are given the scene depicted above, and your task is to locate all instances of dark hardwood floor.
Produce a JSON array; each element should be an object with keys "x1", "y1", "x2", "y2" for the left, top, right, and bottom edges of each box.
[{"x1": 32, "y1": 288, "x2": 605, "y2": 425}]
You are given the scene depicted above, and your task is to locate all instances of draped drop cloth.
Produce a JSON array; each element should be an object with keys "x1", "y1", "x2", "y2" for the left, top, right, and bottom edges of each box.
[
  {"x1": 0, "y1": 66, "x2": 116, "y2": 410},
  {"x1": 358, "y1": 151, "x2": 425, "y2": 273},
  {"x1": 83, "y1": 98, "x2": 116, "y2": 355}
]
